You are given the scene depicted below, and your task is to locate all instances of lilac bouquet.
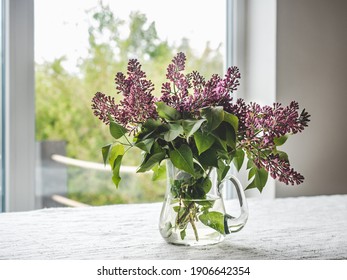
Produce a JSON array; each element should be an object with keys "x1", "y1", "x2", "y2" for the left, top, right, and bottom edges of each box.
[
  {"x1": 92, "y1": 52, "x2": 310, "y2": 242},
  {"x1": 92, "y1": 52, "x2": 310, "y2": 192}
]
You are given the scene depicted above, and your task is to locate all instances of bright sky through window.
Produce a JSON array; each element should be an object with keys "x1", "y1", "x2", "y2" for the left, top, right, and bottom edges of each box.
[{"x1": 35, "y1": 0, "x2": 225, "y2": 72}]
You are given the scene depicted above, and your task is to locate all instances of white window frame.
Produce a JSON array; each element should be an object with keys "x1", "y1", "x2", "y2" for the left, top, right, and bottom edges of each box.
[
  {"x1": 4, "y1": 0, "x2": 35, "y2": 211},
  {"x1": 0, "y1": 0, "x2": 4, "y2": 212}
]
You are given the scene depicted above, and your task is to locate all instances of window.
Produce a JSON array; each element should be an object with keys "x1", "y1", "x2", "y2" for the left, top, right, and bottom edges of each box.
[
  {"x1": 33, "y1": 0, "x2": 227, "y2": 209},
  {"x1": 4, "y1": 0, "x2": 279, "y2": 212}
]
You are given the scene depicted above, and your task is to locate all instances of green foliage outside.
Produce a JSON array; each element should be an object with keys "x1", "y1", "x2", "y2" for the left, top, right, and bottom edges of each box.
[{"x1": 35, "y1": 2, "x2": 223, "y2": 205}]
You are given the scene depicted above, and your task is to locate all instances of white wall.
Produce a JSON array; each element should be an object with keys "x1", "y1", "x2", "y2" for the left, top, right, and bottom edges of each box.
[
  {"x1": 236, "y1": 0, "x2": 347, "y2": 197},
  {"x1": 276, "y1": 0, "x2": 347, "y2": 196}
]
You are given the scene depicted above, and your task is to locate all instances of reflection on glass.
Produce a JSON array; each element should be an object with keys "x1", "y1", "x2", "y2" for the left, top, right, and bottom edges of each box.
[{"x1": 35, "y1": 0, "x2": 225, "y2": 208}]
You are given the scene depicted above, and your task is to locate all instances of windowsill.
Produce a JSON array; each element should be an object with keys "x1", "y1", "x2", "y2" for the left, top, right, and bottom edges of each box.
[{"x1": 0, "y1": 194, "x2": 346, "y2": 259}]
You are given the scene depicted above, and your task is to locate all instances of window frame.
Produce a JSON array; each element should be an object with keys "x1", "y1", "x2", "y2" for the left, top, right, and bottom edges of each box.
[
  {"x1": 0, "y1": 0, "x2": 4, "y2": 212},
  {"x1": 4, "y1": 0, "x2": 35, "y2": 211}
]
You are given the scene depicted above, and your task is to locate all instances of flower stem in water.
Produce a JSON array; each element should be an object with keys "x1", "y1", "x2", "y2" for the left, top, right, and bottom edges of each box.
[{"x1": 190, "y1": 212, "x2": 199, "y2": 241}]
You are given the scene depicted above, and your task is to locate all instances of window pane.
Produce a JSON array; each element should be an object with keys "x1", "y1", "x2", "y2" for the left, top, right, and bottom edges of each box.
[{"x1": 34, "y1": 0, "x2": 226, "y2": 208}]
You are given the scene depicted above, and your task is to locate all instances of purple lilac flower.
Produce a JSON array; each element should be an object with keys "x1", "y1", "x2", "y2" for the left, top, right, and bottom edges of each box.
[
  {"x1": 239, "y1": 101, "x2": 310, "y2": 185},
  {"x1": 160, "y1": 52, "x2": 190, "y2": 112},
  {"x1": 241, "y1": 101, "x2": 311, "y2": 150},
  {"x1": 160, "y1": 52, "x2": 241, "y2": 116},
  {"x1": 92, "y1": 59, "x2": 157, "y2": 130},
  {"x1": 255, "y1": 154, "x2": 305, "y2": 185},
  {"x1": 91, "y1": 92, "x2": 118, "y2": 125},
  {"x1": 227, "y1": 98, "x2": 248, "y2": 132},
  {"x1": 189, "y1": 66, "x2": 241, "y2": 113}
]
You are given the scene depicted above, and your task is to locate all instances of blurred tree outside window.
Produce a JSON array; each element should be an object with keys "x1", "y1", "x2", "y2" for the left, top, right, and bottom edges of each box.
[{"x1": 35, "y1": 0, "x2": 225, "y2": 207}]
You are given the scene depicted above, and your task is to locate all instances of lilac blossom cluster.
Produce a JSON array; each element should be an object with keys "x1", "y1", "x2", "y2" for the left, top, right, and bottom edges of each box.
[
  {"x1": 91, "y1": 52, "x2": 310, "y2": 185},
  {"x1": 92, "y1": 59, "x2": 157, "y2": 130},
  {"x1": 238, "y1": 101, "x2": 310, "y2": 185},
  {"x1": 91, "y1": 92, "x2": 118, "y2": 125},
  {"x1": 242, "y1": 101, "x2": 310, "y2": 150},
  {"x1": 260, "y1": 154, "x2": 304, "y2": 185},
  {"x1": 160, "y1": 52, "x2": 241, "y2": 115}
]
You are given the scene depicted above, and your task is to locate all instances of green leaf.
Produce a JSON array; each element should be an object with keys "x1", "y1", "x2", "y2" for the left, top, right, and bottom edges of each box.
[
  {"x1": 135, "y1": 138, "x2": 154, "y2": 153},
  {"x1": 225, "y1": 124, "x2": 236, "y2": 148},
  {"x1": 246, "y1": 167, "x2": 269, "y2": 192},
  {"x1": 224, "y1": 112, "x2": 239, "y2": 132},
  {"x1": 212, "y1": 122, "x2": 228, "y2": 141},
  {"x1": 201, "y1": 107, "x2": 224, "y2": 131},
  {"x1": 180, "y1": 229, "x2": 186, "y2": 240},
  {"x1": 232, "y1": 149, "x2": 245, "y2": 171},
  {"x1": 135, "y1": 119, "x2": 162, "y2": 142},
  {"x1": 217, "y1": 160, "x2": 230, "y2": 183},
  {"x1": 111, "y1": 155, "x2": 123, "y2": 188},
  {"x1": 107, "y1": 144, "x2": 125, "y2": 188},
  {"x1": 135, "y1": 119, "x2": 161, "y2": 141},
  {"x1": 151, "y1": 141, "x2": 164, "y2": 154},
  {"x1": 161, "y1": 222, "x2": 173, "y2": 238},
  {"x1": 142, "y1": 118, "x2": 162, "y2": 131},
  {"x1": 108, "y1": 144, "x2": 125, "y2": 169},
  {"x1": 197, "y1": 200, "x2": 215, "y2": 212},
  {"x1": 169, "y1": 144, "x2": 195, "y2": 175},
  {"x1": 211, "y1": 122, "x2": 235, "y2": 149},
  {"x1": 274, "y1": 135, "x2": 288, "y2": 146},
  {"x1": 163, "y1": 123, "x2": 183, "y2": 141},
  {"x1": 213, "y1": 136, "x2": 227, "y2": 152},
  {"x1": 246, "y1": 159, "x2": 255, "y2": 170},
  {"x1": 248, "y1": 167, "x2": 256, "y2": 180},
  {"x1": 216, "y1": 149, "x2": 230, "y2": 161},
  {"x1": 202, "y1": 178, "x2": 212, "y2": 194},
  {"x1": 198, "y1": 148, "x2": 219, "y2": 168},
  {"x1": 182, "y1": 119, "x2": 206, "y2": 138},
  {"x1": 194, "y1": 131, "x2": 215, "y2": 155},
  {"x1": 272, "y1": 149, "x2": 289, "y2": 162},
  {"x1": 156, "y1": 101, "x2": 181, "y2": 120},
  {"x1": 277, "y1": 151, "x2": 289, "y2": 161},
  {"x1": 199, "y1": 211, "x2": 225, "y2": 234},
  {"x1": 101, "y1": 144, "x2": 112, "y2": 165},
  {"x1": 137, "y1": 151, "x2": 166, "y2": 173},
  {"x1": 152, "y1": 163, "x2": 166, "y2": 181},
  {"x1": 109, "y1": 121, "x2": 127, "y2": 139}
]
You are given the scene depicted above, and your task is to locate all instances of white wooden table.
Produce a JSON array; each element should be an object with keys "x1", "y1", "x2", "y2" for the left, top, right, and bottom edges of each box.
[{"x1": 0, "y1": 195, "x2": 346, "y2": 260}]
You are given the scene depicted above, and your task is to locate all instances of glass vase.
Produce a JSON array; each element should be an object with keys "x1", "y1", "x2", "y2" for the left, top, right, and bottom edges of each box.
[{"x1": 159, "y1": 160, "x2": 248, "y2": 246}]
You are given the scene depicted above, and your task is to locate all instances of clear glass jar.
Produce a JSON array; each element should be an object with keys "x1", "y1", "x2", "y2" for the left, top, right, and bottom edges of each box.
[{"x1": 159, "y1": 160, "x2": 248, "y2": 246}]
